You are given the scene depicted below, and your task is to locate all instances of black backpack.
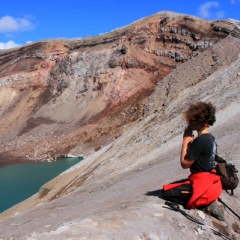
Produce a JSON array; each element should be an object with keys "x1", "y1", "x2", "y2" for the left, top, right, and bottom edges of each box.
[{"x1": 215, "y1": 155, "x2": 239, "y2": 195}]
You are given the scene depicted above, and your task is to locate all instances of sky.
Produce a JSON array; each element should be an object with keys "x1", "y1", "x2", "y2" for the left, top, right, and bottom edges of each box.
[{"x1": 0, "y1": 0, "x2": 239, "y2": 50}]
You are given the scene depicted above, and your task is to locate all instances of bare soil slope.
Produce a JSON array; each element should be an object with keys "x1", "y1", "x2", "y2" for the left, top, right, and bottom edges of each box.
[{"x1": 0, "y1": 12, "x2": 240, "y2": 239}]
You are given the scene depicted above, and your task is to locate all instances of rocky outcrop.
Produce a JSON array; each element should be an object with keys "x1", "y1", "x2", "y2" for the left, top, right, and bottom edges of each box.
[{"x1": 0, "y1": 12, "x2": 237, "y2": 166}]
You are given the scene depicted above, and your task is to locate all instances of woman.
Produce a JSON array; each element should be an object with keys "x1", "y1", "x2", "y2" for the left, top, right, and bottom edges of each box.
[{"x1": 163, "y1": 101, "x2": 224, "y2": 221}]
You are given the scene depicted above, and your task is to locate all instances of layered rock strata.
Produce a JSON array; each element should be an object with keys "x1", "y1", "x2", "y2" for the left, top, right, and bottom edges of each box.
[{"x1": 0, "y1": 12, "x2": 238, "y2": 166}]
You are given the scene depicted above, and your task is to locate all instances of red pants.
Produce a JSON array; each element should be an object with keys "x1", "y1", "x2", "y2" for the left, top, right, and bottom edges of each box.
[{"x1": 163, "y1": 171, "x2": 222, "y2": 209}]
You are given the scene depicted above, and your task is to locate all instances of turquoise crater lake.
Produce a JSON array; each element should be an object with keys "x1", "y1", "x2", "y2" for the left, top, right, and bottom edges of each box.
[{"x1": 0, "y1": 157, "x2": 83, "y2": 213}]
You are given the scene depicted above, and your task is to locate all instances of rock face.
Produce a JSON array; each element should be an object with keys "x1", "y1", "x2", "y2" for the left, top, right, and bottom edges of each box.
[
  {"x1": 0, "y1": 11, "x2": 237, "y2": 165},
  {"x1": 0, "y1": 11, "x2": 240, "y2": 239}
]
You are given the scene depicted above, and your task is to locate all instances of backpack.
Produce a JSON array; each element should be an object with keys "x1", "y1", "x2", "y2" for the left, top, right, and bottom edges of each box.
[{"x1": 215, "y1": 155, "x2": 239, "y2": 195}]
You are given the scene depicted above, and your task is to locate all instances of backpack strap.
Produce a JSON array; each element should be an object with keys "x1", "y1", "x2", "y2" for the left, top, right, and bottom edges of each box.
[
  {"x1": 214, "y1": 138, "x2": 227, "y2": 163},
  {"x1": 215, "y1": 155, "x2": 227, "y2": 163},
  {"x1": 225, "y1": 189, "x2": 234, "y2": 196}
]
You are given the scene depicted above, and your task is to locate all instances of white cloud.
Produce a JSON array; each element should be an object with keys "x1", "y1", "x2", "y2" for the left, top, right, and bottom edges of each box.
[
  {"x1": 0, "y1": 40, "x2": 34, "y2": 50},
  {"x1": 216, "y1": 10, "x2": 225, "y2": 19},
  {"x1": 0, "y1": 40, "x2": 20, "y2": 49},
  {"x1": 198, "y1": 1, "x2": 220, "y2": 19},
  {"x1": 0, "y1": 15, "x2": 34, "y2": 33}
]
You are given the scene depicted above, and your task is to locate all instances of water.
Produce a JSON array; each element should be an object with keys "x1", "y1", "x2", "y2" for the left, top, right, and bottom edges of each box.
[{"x1": 0, "y1": 157, "x2": 83, "y2": 213}]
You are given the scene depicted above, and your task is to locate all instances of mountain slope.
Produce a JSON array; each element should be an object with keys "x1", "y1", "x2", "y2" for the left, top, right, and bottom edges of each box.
[
  {"x1": 0, "y1": 11, "x2": 237, "y2": 166},
  {"x1": 0, "y1": 11, "x2": 240, "y2": 239}
]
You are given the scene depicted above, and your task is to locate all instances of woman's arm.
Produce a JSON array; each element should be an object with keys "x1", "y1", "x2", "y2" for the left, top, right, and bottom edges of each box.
[{"x1": 180, "y1": 126, "x2": 195, "y2": 169}]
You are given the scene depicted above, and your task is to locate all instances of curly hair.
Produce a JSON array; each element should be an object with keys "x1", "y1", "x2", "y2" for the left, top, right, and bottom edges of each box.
[{"x1": 184, "y1": 101, "x2": 216, "y2": 126}]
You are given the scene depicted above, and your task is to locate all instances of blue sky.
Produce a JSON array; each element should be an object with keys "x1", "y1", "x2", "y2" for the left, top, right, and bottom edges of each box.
[{"x1": 0, "y1": 0, "x2": 239, "y2": 49}]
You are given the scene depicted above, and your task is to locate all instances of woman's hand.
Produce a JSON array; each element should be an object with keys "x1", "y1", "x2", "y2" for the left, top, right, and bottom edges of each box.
[
  {"x1": 182, "y1": 126, "x2": 194, "y2": 149},
  {"x1": 180, "y1": 126, "x2": 195, "y2": 169},
  {"x1": 183, "y1": 125, "x2": 194, "y2": 138}
]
